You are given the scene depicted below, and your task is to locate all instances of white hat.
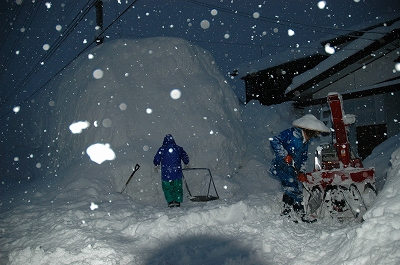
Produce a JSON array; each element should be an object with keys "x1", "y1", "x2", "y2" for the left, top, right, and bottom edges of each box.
[{"x1": 293, "y1": 114, "x2": 330, "y2": 133}]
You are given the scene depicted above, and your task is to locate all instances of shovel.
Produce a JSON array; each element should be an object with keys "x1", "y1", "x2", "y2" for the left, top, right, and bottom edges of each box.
[
  {"x1": 119, "y1": 164, "x2": 140, "y2": 194},
  {"x1": 289, "y1": 161, "x2": 322, "y2": 214},
  {"x1": 288, "y1": 161, "x2": 312, "y2": 193}
]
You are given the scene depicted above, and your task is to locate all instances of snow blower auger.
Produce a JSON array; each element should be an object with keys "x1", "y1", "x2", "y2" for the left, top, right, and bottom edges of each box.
[
  {"x1": 182, "y1": 168, "x2": 219, "y2": 202},
  {"x1": 303, "y1": 92, "x2": 377, "y2": 222}
]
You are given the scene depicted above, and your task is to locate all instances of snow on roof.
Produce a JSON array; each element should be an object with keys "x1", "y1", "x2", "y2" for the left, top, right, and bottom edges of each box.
[
  {"x1": 318, "y1": 14, "x2": 400, "y2": 44},
  {"x1": 346, "y1": 78, "x2": 400, "y2": 94},
  {"x1": 236, "y1": 42, "x2": 324, "y2": 78},
  {"x1": 235, "y1": 14, "x2": 400, "y2": 80},
  {"x1": 285, "y1": 20, "x2": 400, "y2": 94}
]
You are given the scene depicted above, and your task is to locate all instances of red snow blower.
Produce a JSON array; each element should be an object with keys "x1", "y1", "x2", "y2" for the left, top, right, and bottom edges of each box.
[{"x1": 303, "y1": 92, "x2": 377, "y2": 221}]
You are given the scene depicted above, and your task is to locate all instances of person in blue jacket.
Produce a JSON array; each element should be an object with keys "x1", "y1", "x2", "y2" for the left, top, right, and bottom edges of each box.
[
  {"x1": 154, "y1": 134, "x2": 190, "y2": 207},
  {"x1": 270, "y1": 114, "x2": 330, "y2": 222}
]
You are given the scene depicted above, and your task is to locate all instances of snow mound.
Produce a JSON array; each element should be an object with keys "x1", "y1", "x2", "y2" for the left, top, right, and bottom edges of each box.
[
  {"x1": 338, "y1": 146, "x2": 400, "y2": 264},
  {"x1": 363, "y1": 133, "x2": 400, "y2": 190},
  {"x1": 27, "y1": 37, "x2": 246, "y2": 203}
]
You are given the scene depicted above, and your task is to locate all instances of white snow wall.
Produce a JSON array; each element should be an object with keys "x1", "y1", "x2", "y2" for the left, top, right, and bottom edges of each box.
[{"x1": 26, "y1": 37, "x2": 246, "y2": 202}]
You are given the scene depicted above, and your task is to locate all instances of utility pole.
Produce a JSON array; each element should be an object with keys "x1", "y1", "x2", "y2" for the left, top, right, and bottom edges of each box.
[{"x1": 95, "y1": 0, "x2": 104, "y2": 45}]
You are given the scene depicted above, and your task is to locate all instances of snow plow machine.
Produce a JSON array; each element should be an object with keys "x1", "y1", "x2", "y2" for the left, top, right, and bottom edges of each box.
[{"x1": 303, "y1": 92, "x2": 377, "y2": 222}]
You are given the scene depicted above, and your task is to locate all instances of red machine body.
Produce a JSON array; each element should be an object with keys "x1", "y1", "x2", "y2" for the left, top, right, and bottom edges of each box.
[
  {"x1": 303, "y1": 92, "x2": 376, "y2": 221},
  {"x1": 328, "y1": 93, "x2": 352, "y2": 167}
]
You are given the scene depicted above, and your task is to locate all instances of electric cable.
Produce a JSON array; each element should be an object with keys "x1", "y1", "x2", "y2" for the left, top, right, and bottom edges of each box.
[
  {"x1": 183, "y1": 0, "x2": 398, "y2": 41},
  {"x1": 9, "y1": 0, "x2": 81, "y2": 86},
  {"x1": 0, "y1": 0, "x2": 95, "y2": 106},
  {"x1": 0, "y1": 0, "x2": 83, "y2": 98},
  {"x1": 0, "y1": 3, "x2": 40, "y2": 83},
  {"x1": 0, "y1": 5, "x2": 21, "y2": 53},
  {"x1": 0, "y1": 0, "x2": 141, "y2": 119},
  {"x1": 23, "y1": 0, "x2": 142, "y2": 103}
]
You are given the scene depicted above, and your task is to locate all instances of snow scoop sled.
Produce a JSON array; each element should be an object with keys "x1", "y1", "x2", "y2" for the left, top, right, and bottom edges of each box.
[
  {"x1": 303, "y1": 93, "x2": 377, "y2": 221},
  {"x1": 182, "y1": 168, "x2": 219, "y2": 202}
]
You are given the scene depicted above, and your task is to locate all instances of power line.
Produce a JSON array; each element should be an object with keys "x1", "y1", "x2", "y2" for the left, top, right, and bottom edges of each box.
[
  {"x1": 0, "y1": 0, "x2": 85, "y2": 99},
  {"x1": 0, "y1": 0, "x2": 95, "y2": 107},
  {"x1": 121, "y1": 0, "x2": 398, "y2": 53},
  {"x1": 0, "y1": 0, "x2": 142, "y2": 119},
  {"x1": 0, "y1": 6, "x2": 20, "y2": 51},
  {"x1": 183, "y1": 0, "x2": 397, "y2": 42},
  {"x1": 7, "y1": 0, "x2": 82, "y2": 87},
  {"x1": 0, "y1": 0, "x2": 46, "y2": 11},
  {"x1": 24, "y1": 0, "x2": 142, "y2": 102},
  {"x1": 0, "y1": 3, "x2": 40, "y2": 84}
]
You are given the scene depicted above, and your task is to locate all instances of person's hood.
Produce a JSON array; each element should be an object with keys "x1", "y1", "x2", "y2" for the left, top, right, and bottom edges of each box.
[{"x1": 163, "y1": 134, "x2": 176, "y2": 145}]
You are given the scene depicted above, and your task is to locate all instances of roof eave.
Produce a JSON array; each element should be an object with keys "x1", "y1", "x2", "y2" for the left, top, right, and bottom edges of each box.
[{"x1": 286, "y1": 28, "x2": 400, "y2": 100}]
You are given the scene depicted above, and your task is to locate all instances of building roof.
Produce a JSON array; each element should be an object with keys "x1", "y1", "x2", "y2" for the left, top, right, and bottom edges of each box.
[
  {"x1": 236, "y1": 15, "x2": 400, "y2": 79},
  {"x1": 293, "y1": 78, "x2": 400, "y2": 107},
  {"x1": 236, "y1": 42, "x2": 325, "y2": 79},
  {"x1": 286, "y1": 19, "x2": 400, "y2": 101},
  {"x1": 237, "y1": 15, "x2": 400, "y2": 106}
]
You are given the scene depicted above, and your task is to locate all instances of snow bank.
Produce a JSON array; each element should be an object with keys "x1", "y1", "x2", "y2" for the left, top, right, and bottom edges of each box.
[
  {"x1": 323, "y1": 146, "x2": 400, "y2": 264},
  {"x1": 240, "y1": 100, "x2": 300, "y2": 164},
  {"x1": 17, "y1": 37, "x2": 245, "y2": 203},
  {"x1": 363, "y1": 133, "x2": 400, "y2": 190}
]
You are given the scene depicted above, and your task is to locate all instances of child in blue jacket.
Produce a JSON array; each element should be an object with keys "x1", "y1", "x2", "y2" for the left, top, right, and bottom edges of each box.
[
  {"x1": 270, "y1": 114, "x2": 330, "y2": 222},
  {"x1": 154, "y1": 134, "x2": 189, "y2": 207}
]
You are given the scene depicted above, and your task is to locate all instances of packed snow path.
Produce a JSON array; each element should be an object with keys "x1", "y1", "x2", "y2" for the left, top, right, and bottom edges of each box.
[
  {"x1": 0, "y1": 183, "x2": 366, "y2": 265},
  {"x1": 2, "y1": 149, "x2": 400, "y2": 265}
]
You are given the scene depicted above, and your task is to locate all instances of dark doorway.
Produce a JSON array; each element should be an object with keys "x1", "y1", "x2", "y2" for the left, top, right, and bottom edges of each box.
[{"x1": 356, "y1": 124, "x2": 387, "y2": 160}]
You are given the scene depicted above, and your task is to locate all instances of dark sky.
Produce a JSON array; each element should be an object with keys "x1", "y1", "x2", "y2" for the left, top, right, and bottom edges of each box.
[{"x1": 0, "y1": 0, "x2": 398, "y2": 114}]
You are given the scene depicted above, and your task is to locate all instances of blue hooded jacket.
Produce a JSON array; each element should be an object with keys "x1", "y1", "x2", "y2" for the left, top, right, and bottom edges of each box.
[
  {"x1": 153, "y1": 134, "x2": 189, "y2": 181},
  {"x1": 270, "y1": 127, "x2": 311, "y2": 202}
]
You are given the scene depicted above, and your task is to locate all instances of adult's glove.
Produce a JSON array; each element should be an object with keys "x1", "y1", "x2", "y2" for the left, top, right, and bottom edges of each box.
[
  {"x1": 284, "y1": 155, "x2": 293, "y2": 164},
  {"x1": 297, "y1": 173, "x2": 307, "y2": 182}
]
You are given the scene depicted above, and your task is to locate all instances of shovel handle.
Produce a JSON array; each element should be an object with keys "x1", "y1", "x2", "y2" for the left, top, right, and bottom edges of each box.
[
  {"x1": 125, "y1": 164, "x2": 140, "y2": 185},
  {"x1": 119, "y1": 164, "x2": 140, "y2": 194}
]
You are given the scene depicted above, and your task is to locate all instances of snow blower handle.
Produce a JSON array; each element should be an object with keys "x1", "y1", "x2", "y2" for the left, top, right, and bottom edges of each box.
[
  {"x1": 288, "y1": 160, "x2": 308, "y2": 183},
  {"x1": 288, "y1": 160, "x2": 312, "y2": 194},
  {"x1": 284, "y1": 155, "x2": 293, "y2": 165},
  {"x1": 286, "y1": 159, "x2": 298, "y2": 174},
  {"x1": 285, "y1": 155, "x2": 303, "y2": 178}
]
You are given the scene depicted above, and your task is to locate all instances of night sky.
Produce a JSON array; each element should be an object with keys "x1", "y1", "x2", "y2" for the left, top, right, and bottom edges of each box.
[{"x1": 0, "y1": 0, "x2": 398, "y2": 114}]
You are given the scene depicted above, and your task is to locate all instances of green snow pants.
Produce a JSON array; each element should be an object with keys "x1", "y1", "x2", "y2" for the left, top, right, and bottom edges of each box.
[{"x1": 162, "y1": 179, "x2": 183, "y2": 203}]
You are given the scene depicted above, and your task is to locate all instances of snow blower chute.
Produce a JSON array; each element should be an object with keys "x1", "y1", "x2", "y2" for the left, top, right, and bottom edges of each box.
[
  {"x1": 182, "y1": 168, "x2": 219, "y2": 202},
  {"x1": 303, "y1": 92, "x2": 377, "y2": 221}
]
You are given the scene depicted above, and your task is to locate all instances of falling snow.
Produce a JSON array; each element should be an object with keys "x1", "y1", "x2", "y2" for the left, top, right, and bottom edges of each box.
[
  {"x1": 0, "y1": 1, "x2": 400, "y2": 264},
  {"x1": 1, "y1": 37, "x2": 400, "y2": 265}
]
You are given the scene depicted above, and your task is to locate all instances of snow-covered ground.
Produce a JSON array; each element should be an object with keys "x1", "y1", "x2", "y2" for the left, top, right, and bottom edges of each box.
[{"x1": 1, "y1": 37, "x2": 400, "y2": 265}]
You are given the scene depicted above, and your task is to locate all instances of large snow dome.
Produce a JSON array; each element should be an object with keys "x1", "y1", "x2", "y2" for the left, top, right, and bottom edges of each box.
[{"x1": 22, "y1": 37, "x2": 245, "y2": 202}]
